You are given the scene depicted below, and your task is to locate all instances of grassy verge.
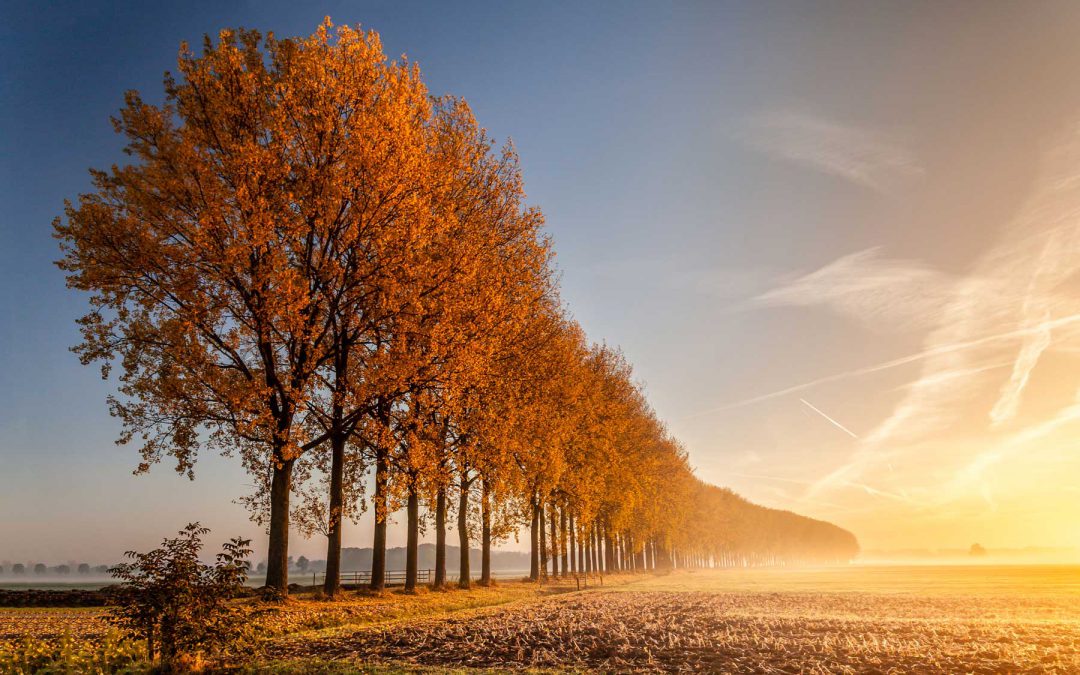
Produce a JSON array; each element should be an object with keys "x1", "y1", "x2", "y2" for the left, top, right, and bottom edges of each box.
[
  {"x1": 0, "y1": 573, "x2": 645, "y2": 673},
  {"x1": 252, "y1": 573, "x2": 640, "y2": 640},
  {"x1": 242, "y1": 574, "x2": 647, "y2": 672}
]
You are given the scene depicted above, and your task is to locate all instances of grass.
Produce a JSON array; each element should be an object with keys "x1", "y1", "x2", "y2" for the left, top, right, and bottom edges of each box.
[
  {"x1": 0, "y1": 575, "x2": 622, "y2": 673},
  {"x1": 248, "y1": 578, "x2": 593, "y2": 639},
  {"x1": 0, "y1": 607, "x2": 107, "y2": 640},
  {"x1": 7, "y1": 567, "x2": 1080, "y2": 672}
]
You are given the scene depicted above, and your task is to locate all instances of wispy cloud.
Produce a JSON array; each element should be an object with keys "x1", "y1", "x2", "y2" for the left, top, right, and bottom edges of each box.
[
  {"x1": 739, "y1": 110, "x2": 923, "y2": 194},
  {"x1": 754, "y1": 248, "x2": 960, "y2": 330},
  {"x1": 714, "y1": 124, "x2": 1080, "y2": 536},
  {"x1": 990, "y1": 311, "x2": 1052, "y2": 426},
  {"x1": 799, "y1": 398, "x2": 859, "y2": 438},
  {"x1": 683, "y1": 311, "x2": 1080, "y2": 416}
]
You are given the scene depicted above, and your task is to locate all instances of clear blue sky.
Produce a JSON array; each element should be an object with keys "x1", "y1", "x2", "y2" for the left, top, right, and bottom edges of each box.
[{"x1": 5, "y1": 1, "x2": 1080, "y2": 564}]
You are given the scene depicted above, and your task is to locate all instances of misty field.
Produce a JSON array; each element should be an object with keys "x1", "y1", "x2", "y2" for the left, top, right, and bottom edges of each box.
[
  {"x1": 259, "y1": 566, "x2": 1080, "y2": 673},
  {"x1": 4, "y1": 566, "x2": 1080, "y2": 673}
]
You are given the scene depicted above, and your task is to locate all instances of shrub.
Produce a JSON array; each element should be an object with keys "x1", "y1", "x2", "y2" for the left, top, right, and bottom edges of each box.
[{"x1": 107, "y1": 522, "x2": 252, "y2": 668}]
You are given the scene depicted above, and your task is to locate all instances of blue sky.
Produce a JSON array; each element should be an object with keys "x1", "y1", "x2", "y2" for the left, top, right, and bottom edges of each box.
[{"x1": 5, "y1": 1, "x2": 1080, "y2": 563}]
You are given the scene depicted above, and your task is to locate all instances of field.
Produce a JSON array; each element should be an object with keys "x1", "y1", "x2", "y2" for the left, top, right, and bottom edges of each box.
[{"x1": 3, "y1": 565, "x2": 1080, "y2": 673}]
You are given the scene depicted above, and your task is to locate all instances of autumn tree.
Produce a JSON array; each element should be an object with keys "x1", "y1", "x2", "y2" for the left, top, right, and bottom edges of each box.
[{"x1": 56, "y1": 21, "x2": 437, "y2": 595}]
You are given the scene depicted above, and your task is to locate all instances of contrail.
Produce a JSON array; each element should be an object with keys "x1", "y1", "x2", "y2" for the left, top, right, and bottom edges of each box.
[
  {"x1": 683, "y1": 311, "x2": 1080, "y2": 418},
  {"x1": 799, "y1": 398, "x2": 860, "y2": 438}
]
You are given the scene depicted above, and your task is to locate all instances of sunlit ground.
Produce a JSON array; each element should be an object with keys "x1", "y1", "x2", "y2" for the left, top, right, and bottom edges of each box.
[
  {"x1": 625, "y1": 564, "x2": 1080, "y2": 597},
  {"x1": 258, "y1": 566, "x2": 1080, "y2": 673},
  {"x1": 4, "y1": 566, "x2": 1080, "y2": 672}
]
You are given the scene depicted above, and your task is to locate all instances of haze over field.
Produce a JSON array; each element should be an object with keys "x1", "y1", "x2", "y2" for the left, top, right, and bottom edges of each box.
[{"x1": 5, "y1": 0, "x2": 1080, "y2": 564}]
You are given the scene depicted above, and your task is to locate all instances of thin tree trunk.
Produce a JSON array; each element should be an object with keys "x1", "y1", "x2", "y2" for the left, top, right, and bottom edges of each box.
[
  {"x1": 603, "y1": 520, "x2": 615, "y2": 572},
  {"x1": 539, "y1": 501, "x2": 548, "y2": 580},
  {"x1": 405, "y1": 484, "x2": 419, "y2": 592},
  {"x1": 370, "y1": 449, "x2": 388, "y2": 592},
  {"x1": 579, "y1": 520, "x2": 587, "y2": 576},
  {"x1": 480, "y1": 479, "x2": 492, "y2": 585},
  {"x1": 596, "y1": 524, "x2": 604, "y2": 570},
  {"x1": 323, "y1": 427, "x2": 346, "y2": 597},
  {"x1": 588, "y1": 525, "x2": 596, "y2": 574},
  {"x1": 529, "y1": 498, "x2": 540, "y2": 580},
  {"x1": 560, "y1": 507, "x2": 568, "y2": 577},
  {"x1": 569, "y1": 513, "x2": 577, "y2": 575},
  {"x1": 549, "y1": 502, "x2": 559, "y2": 578},
  {"x1": 457, "y1": 472, "x2": 471, "y2": 588},
  {"x1": 265, "y1": 456, "x2": 294, "y2": 595},
  {"x1": 434, "y1": 486, "x2": 447, "y2": 589}
]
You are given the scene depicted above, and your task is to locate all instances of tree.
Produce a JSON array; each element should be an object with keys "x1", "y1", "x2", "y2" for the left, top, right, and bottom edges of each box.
[
  {"x1": 55, "y1": 22, "x2": 438, "y2": 596},
  {"x1": 108, "y1": 523, "x2": 251, "y2": 667}
]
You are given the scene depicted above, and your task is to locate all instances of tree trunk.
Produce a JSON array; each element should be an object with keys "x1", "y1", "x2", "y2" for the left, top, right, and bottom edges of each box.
[
  {"x1": 603, "y1": 520, "x2": 615, "y2": 572},
  {"x1": 538, "y1": 501, "x2": 548, "y2": 580},
  {"x1": 434, "y1": 486, "x2": 447, "y2": 589},
  {"x1": 370, "y1": 449, "x2": 388, "y2": 592},
  {"x1": 480, "y1": 479, "x2": 492, "y2": 586},
  {"x1": 549, "y1": 502, "x2": 559, "y2": 578},
  {"x1": 569, "y1": 513, "x2": 577, "y2": 575},
  {"x1": 457, "y1": 473, "x2": 471, "y2": 588},
  {"x1": 587, "y1": 525, "x2": 595, "y2": 574},
  {"x1": 560, "y1": 507, "x2": 568, "y2": 577},
  {"x1": 405, "y1": 484, "x2": 418, "y2": 592},
  {"x1": 529, "y1": 499, "x2": 539, "y2": 580},
  {"x1": 591, "y1": 524, "x2": 601, "y2": 574},
  {"x1": 265, "y1": 457, "x2": 294, "y2": 594},
  {"x1": 146, "y1": 622, "x2": 155, "y2": 663},
  {"x1": 323, "y1": 428, "x2": 346, "y2": 597}
]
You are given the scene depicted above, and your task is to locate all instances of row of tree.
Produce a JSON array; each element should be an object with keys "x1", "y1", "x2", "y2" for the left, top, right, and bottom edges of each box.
[{"x1": 55, "y1": 20, "x2": 858, "y2": 597}]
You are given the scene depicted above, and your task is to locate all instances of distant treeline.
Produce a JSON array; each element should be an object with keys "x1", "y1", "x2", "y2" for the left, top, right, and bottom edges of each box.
[{"x1": 0, "y1": 563, "x2": 110, "y2": 576}]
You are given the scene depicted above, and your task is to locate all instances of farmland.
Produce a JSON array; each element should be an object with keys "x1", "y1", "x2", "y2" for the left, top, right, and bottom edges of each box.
[
  {"x1": 254, "y1": 565, "x2": 1080, "y2": 673},
  {"x1": 4, "y1": 565, "x2": 1079, "y2": 673}
]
